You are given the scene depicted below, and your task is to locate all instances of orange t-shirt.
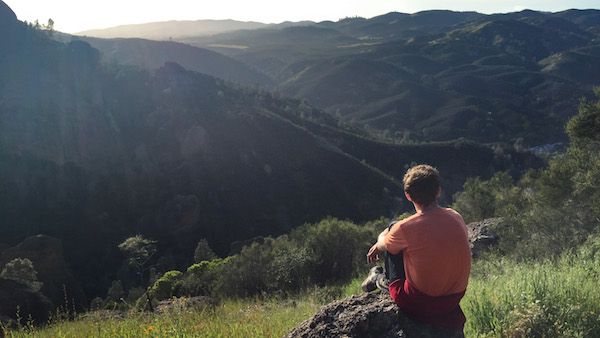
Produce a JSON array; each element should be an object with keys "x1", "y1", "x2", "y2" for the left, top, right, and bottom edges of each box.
[{"x1": 384, "y1": 207, "x2": 471, "y2": 297}]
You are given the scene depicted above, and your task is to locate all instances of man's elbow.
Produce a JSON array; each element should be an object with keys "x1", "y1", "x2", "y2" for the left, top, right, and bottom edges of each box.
[{"x1": 386, "y1": 244, "x2": 402, "y2": 255}]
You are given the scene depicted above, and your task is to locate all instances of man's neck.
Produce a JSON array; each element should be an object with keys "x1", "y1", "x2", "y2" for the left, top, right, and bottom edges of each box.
[{"x1": 414, "y1": 202, "x2": 441, "y2": 214}]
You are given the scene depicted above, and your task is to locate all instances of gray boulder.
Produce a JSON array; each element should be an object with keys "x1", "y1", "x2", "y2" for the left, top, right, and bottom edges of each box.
[
  {"x1": 467, "y1": 218, "x2": 501, "y2": 257},
  {"x1": 286, "y1": 292, "x2": 462, "y2": 338}
]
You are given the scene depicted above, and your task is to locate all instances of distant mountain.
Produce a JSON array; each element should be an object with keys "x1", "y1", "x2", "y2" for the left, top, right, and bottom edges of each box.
[
  {"x1": 77, "y1": 19, "x2": 269, "y2": 40},
  {"x1": 0, "y1": 1, "x2": 539, "y2": 300},
  {"x1": 77, "y1": 19, "x2": 321, "y2": 41},
  {"x1": 182, "y1": 26, "x2": 360, "y2": 79},
  {"x1": 318, "y1": 10, "x2": 484, "y2": 40},
  {"x1": 76, "y1": 36, "x2": 273, "y2": 87},
  {"x1": 185, "y1": 9, "x2": 600, "y2": 145}
]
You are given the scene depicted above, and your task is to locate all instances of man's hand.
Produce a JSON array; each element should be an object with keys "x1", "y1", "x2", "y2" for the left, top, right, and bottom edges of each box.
[
  {"x1": 367, "y1": 227, "x2": 391, "y2": 264},
  {"x1": 367, "y1": 243, "x2": 380, "y2": 264}
]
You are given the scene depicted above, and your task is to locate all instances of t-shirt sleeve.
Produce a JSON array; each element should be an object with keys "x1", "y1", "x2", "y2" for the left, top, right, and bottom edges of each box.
[{"x1": 384, "y1": 221, "x2": 408, "y2": 255}]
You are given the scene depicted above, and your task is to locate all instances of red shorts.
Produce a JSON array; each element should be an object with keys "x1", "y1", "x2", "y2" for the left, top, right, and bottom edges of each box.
[{"x1": 389, "y1": 279, "x2": 466, "y2": 330}]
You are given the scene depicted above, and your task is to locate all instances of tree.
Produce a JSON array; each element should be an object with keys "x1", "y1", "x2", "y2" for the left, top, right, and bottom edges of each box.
[
  {"x1": 194, "y1": 238, "x2": 217, "y2": 263},
  {"x1": 118, "y1": 235, "x2": 157, "y2": 285},
  {"x1": 46, "y1": 18, "x2": 55, "y2": 36},
  {"x1": 566, "y1": 87, "x2": 600, "y2": 146},
  {"x1": 1, "y1": 258, "x2": 43, "y2": 292}
]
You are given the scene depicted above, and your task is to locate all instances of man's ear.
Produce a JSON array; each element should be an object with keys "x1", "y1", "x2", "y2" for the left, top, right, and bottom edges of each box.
[
  {"x1": 404, "y1": 191, "x2": 413, "y2": 202},
  {"x1": 436, "y1": 187, "x2": 442, "y2": 199}
]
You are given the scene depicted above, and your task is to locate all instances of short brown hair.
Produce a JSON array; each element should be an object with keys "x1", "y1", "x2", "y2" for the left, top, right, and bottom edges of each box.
[{"x1": 403, "y1": 164, "x2": 441, "y2": 206}]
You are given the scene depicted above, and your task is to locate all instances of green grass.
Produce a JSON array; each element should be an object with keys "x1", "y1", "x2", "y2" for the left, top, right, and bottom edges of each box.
[
  {"x1": 463, "y1": 251, "x2": 600, "y2": 337},
  {"x1": 5, "y1": 239, "x2": 600, "y2": 338},
  {"x1": 3, "y1": 297, "x2": 320, "y2": 338},
  {"x1": 1, "y1": 281, "x2": 364, "y2": 338}
]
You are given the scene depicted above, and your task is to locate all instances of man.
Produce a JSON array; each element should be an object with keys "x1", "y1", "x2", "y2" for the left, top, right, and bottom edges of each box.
[{"x1": 365, "y1": 164, "x2": 471, "y2": 335}]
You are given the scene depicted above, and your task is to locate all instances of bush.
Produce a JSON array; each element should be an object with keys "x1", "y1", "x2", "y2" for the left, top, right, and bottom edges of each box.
[
  {"x1": 0, "y1": 258, "x2": 43, "y2": 292},
  {"x1": 290, "y1": 217, "x2": 373, "y2": 284},
  {"x1": 150, "y1": 271, "x2": 183, "y2": 301},
  {"x1": 213, "y1": 239, "x2": 278, "y2": 297},
  {"x1": 208, "y1": 218, "x2": 375, "y2": 298},
  {"x1": 267, "y1": 239, "x2": 313, "y2": 291},
  {"x1": 453, "y1": 172, "x2": 521, "y2": 223},
  {"x1": 181, "y1": 258, "x2": 229, "y2": 297}
]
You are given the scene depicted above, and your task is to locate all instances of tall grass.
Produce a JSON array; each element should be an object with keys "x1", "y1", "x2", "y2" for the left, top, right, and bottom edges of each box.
[{"x1": 463, "y1": 238, "x2": 600, "y2": 337}]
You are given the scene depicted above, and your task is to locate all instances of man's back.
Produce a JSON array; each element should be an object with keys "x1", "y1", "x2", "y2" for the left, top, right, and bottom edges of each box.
[{"x1": 385, "y1": 207, "x2": 471, "y2": 296}]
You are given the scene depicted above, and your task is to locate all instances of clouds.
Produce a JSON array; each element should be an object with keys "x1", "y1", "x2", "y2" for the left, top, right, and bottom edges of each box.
[{"x1": 3, "y1": 0, "x2": 599, "y2": 33}]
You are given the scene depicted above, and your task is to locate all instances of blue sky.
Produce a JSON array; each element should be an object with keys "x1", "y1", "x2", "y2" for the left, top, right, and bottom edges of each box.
[{"x1": 4, "y1": 0, "x2": 600, "y2": 33}]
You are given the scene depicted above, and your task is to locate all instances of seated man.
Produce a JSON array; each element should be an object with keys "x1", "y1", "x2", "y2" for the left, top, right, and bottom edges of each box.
[{"x1": 366, "y1": 164, "x2": 471, "y2": 335}]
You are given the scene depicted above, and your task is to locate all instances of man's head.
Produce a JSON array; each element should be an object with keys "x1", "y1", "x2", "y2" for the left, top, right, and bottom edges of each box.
[{"x1": 402, "y1": 164, "x2": 441, "y2": 206}]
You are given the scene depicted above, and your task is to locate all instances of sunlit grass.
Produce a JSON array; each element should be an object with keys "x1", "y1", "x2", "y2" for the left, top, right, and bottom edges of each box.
[
  {"x1": 463, "y1": 252, "x2": 600, "y2": 337},
  {"x1": 3, "y1": 296, "x2": 321, "y2": 338}
]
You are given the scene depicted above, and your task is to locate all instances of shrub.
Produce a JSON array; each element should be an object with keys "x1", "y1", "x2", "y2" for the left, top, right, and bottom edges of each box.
[
  {"x1": 267, "y1": 238, "x2": 313, "y2": 291},
  {"x1": 453, "y1": 172, "x2": 520, "y2": 223},
  {"x1": 150, "y1": 271, "x2": 183, "y2": 301},
  {"x1": 289, "y1": 217, "x2": 373, "y2": 284},
  {"x1": 210, "y1": 218, "x2": 374, "y2": 298},
  {"x1": 0, "y1": 257, "x2": 43, "y2": 292},
  {"x1": 213, "y1": 239, "x2": 277, "y2": 297},
  {"x1": 181, "y1": 258, "x2": 229, "y2": 296}
]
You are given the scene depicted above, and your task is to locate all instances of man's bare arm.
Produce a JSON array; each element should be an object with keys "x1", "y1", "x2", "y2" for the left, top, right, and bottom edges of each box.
[
  {"x1": 376, "y1": 228, "x2": 389, "y2": 251},
  {"x1": 367, "y1": 228, "x2": 389, "y2": 263}
]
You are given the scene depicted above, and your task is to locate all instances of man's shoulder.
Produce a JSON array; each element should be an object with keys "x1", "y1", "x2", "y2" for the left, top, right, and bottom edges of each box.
[
  {"x1": 443, "y1": 208, "x2": 466, "y2": 223},
  {"x1": 397, "y1": 213, "x2": 421, "y2": 224},
  {"x1": 391, "y1": 213, "x2": 421, "y2": 231}
]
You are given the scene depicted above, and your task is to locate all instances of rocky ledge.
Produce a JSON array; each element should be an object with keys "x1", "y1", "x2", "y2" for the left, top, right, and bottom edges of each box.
[{"x1": 286, "y1": 292, "x2": 463, "y2": 338}]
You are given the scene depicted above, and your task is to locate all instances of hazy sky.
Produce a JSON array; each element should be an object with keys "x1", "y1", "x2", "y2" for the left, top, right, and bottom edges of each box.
[{"x1": 4, "y1": 0, "x2": 600, "y2": 33}]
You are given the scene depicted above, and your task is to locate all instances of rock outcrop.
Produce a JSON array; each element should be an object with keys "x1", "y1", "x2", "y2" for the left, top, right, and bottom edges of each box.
[
  {"x1": 286, "y1": 292, "x2": 462, "y2": 338},
  {"x1": 467, "y1": 218, "x2": 501, "y2": 257},
  {"x1": 0, "y1": 278, "x2": 53, "y2": 325},
  {"x1": 0, "y1": 235, "x2": 87, "y2": 310}
]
